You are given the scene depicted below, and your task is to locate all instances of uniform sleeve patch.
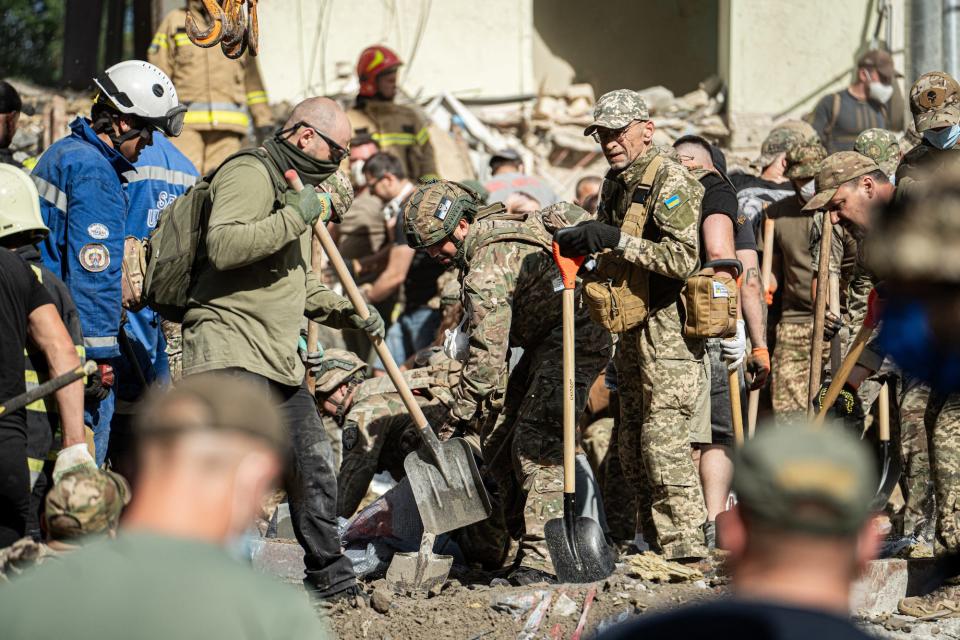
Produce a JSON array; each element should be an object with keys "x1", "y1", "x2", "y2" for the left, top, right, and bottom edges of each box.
[
  {"x1": 664, "y1": 194, "x2": 681, "y2": 209},
  {"x1": 435, "y1": 196, "x2": 453, "y2": 220},
  {"x1": 87, "y1": 223, "x2": 109, "y2": 239},
  {"x1": 79, "y1": 243, "x2": 110, "y2": 272}
]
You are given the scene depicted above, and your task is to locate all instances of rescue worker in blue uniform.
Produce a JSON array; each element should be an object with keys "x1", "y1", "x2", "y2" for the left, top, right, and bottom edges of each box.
[
  {"x1": 107, "y1": 132, "x2": 198, "y2": 476},
  {"x1": 30, "y1": 60, "x2": 185, "y2": 464}
]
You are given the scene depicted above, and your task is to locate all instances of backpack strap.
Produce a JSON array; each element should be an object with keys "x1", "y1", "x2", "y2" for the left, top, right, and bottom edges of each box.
[
  {"x1": 205, "y1": 147, "x2": 288, "y2": 197},
  {"x1": 822, "y1": 92, "x2": 842, "y2": 148}
]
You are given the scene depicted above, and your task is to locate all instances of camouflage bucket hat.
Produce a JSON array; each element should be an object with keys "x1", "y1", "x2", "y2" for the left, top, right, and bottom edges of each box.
[
  {"x1": 854, "y1": 128, "x2": 901, "y2": 175},
  {"x1": 865, "y1": 167, "x2": 960, "y2": 282},
  {"x1": 401, "y1": 179, "x2": 479, "y2": 249},
  {"x1": 44, "y1": 468, "x2": 131, "y2": 540},
  {"x1": 802, "y1": 151, "x2": 881, "y2": 211},
  {"x1": 318, "y1": 169, "x2": 354, "y2": 223},
  {"x1": 910, "y1": 71, "x2": 960, "y2": 133},
  {"x1": 784, "y1": 140, "x2": 828, "y2": 180},
  {"x1": 733, "y1": 424, "x2": 877, "y2": 536},
  {"x1": 313, "y1": 348, "x2": 367, "y2": 394},
  {"x1": 584, "y1": 89, "x2": 649, "y2": 136}
]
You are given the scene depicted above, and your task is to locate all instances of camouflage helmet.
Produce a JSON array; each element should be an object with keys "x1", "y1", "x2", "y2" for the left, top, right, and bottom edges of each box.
[
  {"x1": 909, "y1": 71, "x2": 960, "y2": 132},
  {"x1": 313, "y1": 348, "x2": 367, "y2": 394},
  {"x1": 317, "y1": 169, "x2": 354, "y2": 223},
  {"x1": 854, "y1": 128, "x2": 901, "y2": 175},
  {"x1": 401, "y1": 179, "x2": 480, "y2": 250},
  {"x1": 784, "y1": 140, "x2": 827, "y2": 180},
  {"x1": 44, "y1": 468, "x2": 131, "y2": 540}
]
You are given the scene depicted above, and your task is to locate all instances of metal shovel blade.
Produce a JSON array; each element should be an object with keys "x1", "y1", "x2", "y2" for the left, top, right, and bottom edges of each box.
[
  {"x1": 545, "y1": 494, "x2": 616, "y2": 584},
  {"x1": 403, "y1": 436, "x2": 492, "y2": 535},
  {"x1": 870, "y1": 442, "x2": 902, "y2": 511},
  {"x1": 385, "y1": 533, "x2": 452, "y2": 594}
]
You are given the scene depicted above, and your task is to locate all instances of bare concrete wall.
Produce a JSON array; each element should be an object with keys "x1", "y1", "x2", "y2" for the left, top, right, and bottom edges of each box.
[{"x1": 533, "y1": 0, "x2": 719, "y2": 97}]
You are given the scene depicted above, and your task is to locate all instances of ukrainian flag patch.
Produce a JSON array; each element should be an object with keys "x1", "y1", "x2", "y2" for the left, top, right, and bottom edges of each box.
[{"x1": 664, "y1": 194, "x2": 681, "y2": 209}]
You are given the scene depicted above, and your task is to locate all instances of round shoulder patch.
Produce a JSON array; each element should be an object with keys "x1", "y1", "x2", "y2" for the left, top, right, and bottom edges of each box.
[
  {"x1": 79, "y1": 243, "x2": 110, "y2": 272},
  {"x1": 87, "y1": 223, "x2": 110, "y2": 240}
]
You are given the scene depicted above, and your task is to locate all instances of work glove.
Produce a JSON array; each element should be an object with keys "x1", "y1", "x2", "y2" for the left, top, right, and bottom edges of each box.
[
  {"x1": 720, "y1": 319, "x2": 747, "y2": 371},
  {"x1": 823, "y1": 310, "x2": 842, "y2": 341},
  {"x1": 52, "y1": 443, "x2": 97, "y2": 483},
  {"x1": 814, "y1": 380, "x2": 864, "y2": 425},
  {"x1": 347, "y1": 305, "x2": 385, "y2": 338},
  {"x1": 746, "y1": 346, "x2": 771, "y2": 390},
  {"x1": 553, "y1": 221, "x2": 621, "y2": 257},
  {"x1": 287, "y1": 187, "x2": 333, "y2": 227},
  {"x1": 85, "y1": 363, "x2": 114, "y2": 402}
]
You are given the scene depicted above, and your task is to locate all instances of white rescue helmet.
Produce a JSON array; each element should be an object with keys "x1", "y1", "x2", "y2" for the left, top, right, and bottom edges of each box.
[
  {"x1": 0, "y1": 165, "x2": 48, "y2": 245},
  {"x1": 93, "y1": 60, "x2": 186, "y2": 137}
]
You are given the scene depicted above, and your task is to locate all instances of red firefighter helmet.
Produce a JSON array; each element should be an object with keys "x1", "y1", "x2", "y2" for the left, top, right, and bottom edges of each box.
[{"x1": 357, "y1": 45, "x2": 402, "y2": 98}]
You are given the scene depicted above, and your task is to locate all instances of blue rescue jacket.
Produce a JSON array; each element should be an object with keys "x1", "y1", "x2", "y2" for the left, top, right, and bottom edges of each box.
[
  {"x1": 31, "y1": 117, "x2": 135, "y2": 361},
  {"x1": 116, "y1": 133, "x2": 198, "y2": 396}
]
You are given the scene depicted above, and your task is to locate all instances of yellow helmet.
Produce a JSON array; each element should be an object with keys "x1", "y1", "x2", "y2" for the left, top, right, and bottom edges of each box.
[{"x1": 0, "y1": 165, "x2": 47, "y2": 246}]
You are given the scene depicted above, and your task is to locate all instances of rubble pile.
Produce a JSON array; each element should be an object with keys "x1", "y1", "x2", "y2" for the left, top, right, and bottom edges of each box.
[{"x1": 6, "y1": 79, "x2": 91, "y2": 166}]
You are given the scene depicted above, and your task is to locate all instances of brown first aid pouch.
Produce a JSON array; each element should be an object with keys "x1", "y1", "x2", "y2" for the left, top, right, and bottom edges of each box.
[
  {"x1": 121, "y1": 236, "x2": 147, "y2": 311},
  {"x1": 681, "y1": 259, "x2": 741, "y2": 339}
]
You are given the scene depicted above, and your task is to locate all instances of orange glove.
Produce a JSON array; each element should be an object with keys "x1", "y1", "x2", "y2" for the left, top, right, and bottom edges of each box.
[{"x1": 746, "y1": 347, "x2": 771, "y2": 390}]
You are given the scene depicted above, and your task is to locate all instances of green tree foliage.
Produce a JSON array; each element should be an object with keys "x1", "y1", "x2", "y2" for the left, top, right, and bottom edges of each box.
[{"x1": 0, "y1": 0, "x2": 66, "y2": 86}]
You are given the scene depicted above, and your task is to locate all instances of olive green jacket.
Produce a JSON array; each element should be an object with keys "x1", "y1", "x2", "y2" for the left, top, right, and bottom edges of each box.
[{"x1": 182, "y1": 154, "x2": 354, "y2": 386}]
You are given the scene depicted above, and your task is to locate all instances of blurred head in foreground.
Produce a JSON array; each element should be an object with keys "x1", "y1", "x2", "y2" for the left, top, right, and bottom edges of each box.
[
  {"x1": 720, "y1": 424, "x2": 880, "y2": 613},
  {"x1": 123, "y1": 373, "x2": 287, "y2": 546}
]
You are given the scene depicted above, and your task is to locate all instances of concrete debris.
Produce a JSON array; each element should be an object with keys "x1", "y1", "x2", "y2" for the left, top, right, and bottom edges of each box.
[
  {"x1": 553, "y1": 592, "x2": 579, "y2": 617},
  {"x1": 371, "y1": 586, "x2": 393, "y2": 614},
  {"x1": 624, "y1": 552, "x2": 704, "y2": 583}
]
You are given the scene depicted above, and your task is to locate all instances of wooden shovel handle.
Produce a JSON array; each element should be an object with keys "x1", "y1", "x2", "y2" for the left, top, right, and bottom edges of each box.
[
  {"x1": 729, "y1": 369, "x2": 744, "y2": 447},
  {"x1": 553, "y1": 241, "x2": 582, "y2": 494},
  {"x1": 878, "y1": 382, "x2": 890, "y2": 442},
  {"x1": 285, "y1": 170, "x2": 429, "y2": 431},
  {"x1": 808, "y1": 215, "x2": 833, "y2": 416}
]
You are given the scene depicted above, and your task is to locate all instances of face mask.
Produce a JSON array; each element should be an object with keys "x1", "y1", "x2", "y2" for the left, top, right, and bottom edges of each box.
[
  {"x1": 923, "y1": 124, "x2": 960, "y2": 150},
  {"x1": 877, "y1": 298, "x2": 960, "y2": 393},
  {"x1": 350, "y1": 160, "x2": 366, "y2": 188},
  {"x1": 888, "y1": 173, "x2": 896, "y2": 185},
  {"x1": 799, "y1": 179, "x2": 816, "y2": 202},
  {"x1": 263, "y1": 136, "x2": 339, "y2": 186},
  {"x1": 868, "y1": 81, "x2": 894, "y2": 104}
]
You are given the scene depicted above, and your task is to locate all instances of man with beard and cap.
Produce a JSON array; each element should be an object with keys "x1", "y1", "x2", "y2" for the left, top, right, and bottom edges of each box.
[
  {"x1": 555, "y1": 89, "x2": 709, "y2": 562},
  {"x1": 181, "y1": 96, "x2": 384, "y2": 603}
]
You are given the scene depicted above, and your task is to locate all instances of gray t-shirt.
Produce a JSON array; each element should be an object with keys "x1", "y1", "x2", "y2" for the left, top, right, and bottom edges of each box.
[{"x1": 812, "y1": 89, "x2": 887, "y2": 153}]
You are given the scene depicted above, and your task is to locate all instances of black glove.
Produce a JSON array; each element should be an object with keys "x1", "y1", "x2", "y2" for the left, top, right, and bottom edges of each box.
[
  {"x1": 553, "y1": 221, "x2": 621, "y2": 257},
  {"x1": 85, "y1": 364, "x2": 114, "y2": 402},
  {"x1": 823, "y1": 310, "x2": 842, "y2": 342},
  {"x1": 814, "y1": 381, "x2": 863, "y2": 421}
]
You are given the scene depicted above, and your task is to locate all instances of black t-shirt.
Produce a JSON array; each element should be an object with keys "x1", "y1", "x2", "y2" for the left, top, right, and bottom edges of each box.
[
  {"x1": 394, "y1": 209, "x2": 445, "y2": 309},
  {"x1": 0, "y1": 248, "x2": 54, "y2": 427},
  {"x1": 598, "y1": 599, "x2": 875, "y2": 640},
  {"x1": 699, "y1": 172, "x2": 741, "y2": 264}
]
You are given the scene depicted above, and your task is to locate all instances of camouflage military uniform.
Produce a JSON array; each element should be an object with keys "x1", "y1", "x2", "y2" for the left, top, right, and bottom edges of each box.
[
  {"x1": 896, "y1": 72, "x2": 960, "y2": 202},
  {"x1": 587, "y1": 91, "x2": 709, "y2": 560},
  {"x1": 855, "y1": 128, "x2": 901, "y2": 176},
  {"x1": 45, "y1": 467, "x2": 131, "y2": 541},
  {"x1": 898, "y1": 375, "x2": 934, "y2": 537},
  {"x1": 161, "y1": 319, "x2": 182, "y2": 382},
  {"x1": 451, "y1": 203, "x2": 610, "y2": 573}
]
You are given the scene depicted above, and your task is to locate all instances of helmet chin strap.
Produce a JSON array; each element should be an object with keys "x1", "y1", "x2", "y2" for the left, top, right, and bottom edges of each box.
[
  {"x1": 450, "y1": 235, "x2": 468, "y2": 270},
  {"x1": 93, "y1": 110, "x2": 146, "y2": 149}
]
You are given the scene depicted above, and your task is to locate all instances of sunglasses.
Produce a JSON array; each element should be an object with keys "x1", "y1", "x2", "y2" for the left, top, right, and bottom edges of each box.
[{"x1": 278, "y1": 120, "x2": 350, "y2": 163}]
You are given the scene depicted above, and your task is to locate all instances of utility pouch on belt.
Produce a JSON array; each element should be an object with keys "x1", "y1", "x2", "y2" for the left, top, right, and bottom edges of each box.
[
  {"x1": 681, "y1": 259, "x2": 742, "y2": 339},
  {"x1": 583, "y1": 156, "x2": 663, "y2": 333},
  {"x1": 121, "y1": 236, "x2": 147, "y2": 312}
]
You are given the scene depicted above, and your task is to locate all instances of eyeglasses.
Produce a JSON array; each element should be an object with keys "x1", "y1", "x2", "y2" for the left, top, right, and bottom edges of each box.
[
  {"x1": 278, "y1": 120, "x2": 350, "y2": 163},
  {"x1": 591, "y1": 120, "x2": 642, "y2": 144}
]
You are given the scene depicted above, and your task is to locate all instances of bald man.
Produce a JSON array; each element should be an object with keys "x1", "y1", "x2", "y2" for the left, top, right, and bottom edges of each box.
[{"x1": 182, "y1": 96, "x2": 380, "y2": 603}]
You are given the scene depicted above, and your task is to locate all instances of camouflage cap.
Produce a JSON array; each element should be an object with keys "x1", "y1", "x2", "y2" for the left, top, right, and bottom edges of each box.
[
  {"x1": 401, "y1": 179, "x2": 479, "y2": 249},
  {"x1": 784, "y1": 140, "x2": 828, "y2": 179},
  {"x1": 854, "y1": 128, "x2": 901, "y2": 175},
  {"x1": 136, "y1": 373, "x2": 287, "y2": 453},
  {"x1": 758, "y1": 127, "x2": 804, "y2": 168},
  {"x1": 584, "y1": 90, "x2": 649, "y2": 136},
  {"x1": 44, "y1": 468, "x2": 131, "y2": 540},
  {"x1": 865, "y1": 167, "x2": 960, "y2": 282},
  {"x1": 312, "y1": 348, "x2": 367, "y2": 394},
  {"x1": 318, "y1": 169, "x2": 354, "y2": 223},
  {"x1": 802, "y1": 151, "x2": 881, "y2": 211},
  {"x1": 733, "y1": 425, "x2": 877, "y2": 536},
  {"x1": 909, "y1": 71, "x2": 960, "y2": 133}
]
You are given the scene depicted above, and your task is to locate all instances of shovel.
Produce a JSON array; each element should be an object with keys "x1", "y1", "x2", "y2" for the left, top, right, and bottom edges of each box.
[
  {"x1": 285, "y1": 170, "x2": 491, "y2": 538},
  {"x1": 748, "y1": 215, "x2": 776, "y2": 438},
  {"x1": 813, "y1": 307, "x2": 879, "y2": 427},
  {"x1": 807, "y1": 214, "x2": 834, "y2": 417},
  {"x1": 0, "y1": 360, "x2": 97, "y2": 417},
  {"x1": 871, "y1": 381, "x2": 901, "y2": 510},
  {"x1": 544, "y1": 241, "x2": 616, "y2": 583}
]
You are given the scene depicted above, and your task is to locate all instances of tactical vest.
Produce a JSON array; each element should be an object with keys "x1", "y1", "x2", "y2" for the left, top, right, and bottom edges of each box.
[{"x1": 584, "y1": 155, "x2": 664, "y2": 333}]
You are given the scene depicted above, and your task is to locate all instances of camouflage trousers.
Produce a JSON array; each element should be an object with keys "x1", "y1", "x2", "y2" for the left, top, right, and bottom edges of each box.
[
  {"x1": 161, "y1": 320, "x2": 182, "y2": 382},
  {"x1": 616, "y1": 303, "x2": 709, "y2": 560},
  {"x1": 771, "y1": 321, "x2": 813, "y2": 422},
  {"x1": 481, "y1": 344, "x2": 607, "y2": 573},
  {"x1": 926, "y1": 391, "x2": 960, "y2": 553},
  {"x1": 897, "y1": 377, "x2": 934, "y2": 537}
]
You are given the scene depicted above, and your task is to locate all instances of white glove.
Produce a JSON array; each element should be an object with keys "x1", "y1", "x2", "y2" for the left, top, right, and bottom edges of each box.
[
  {"x1": 52, "y1": 443, "x2": 97, "y2": 483},
  {"x1": 720, "y1": 319, "x2": 746, "y2": 372}
]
